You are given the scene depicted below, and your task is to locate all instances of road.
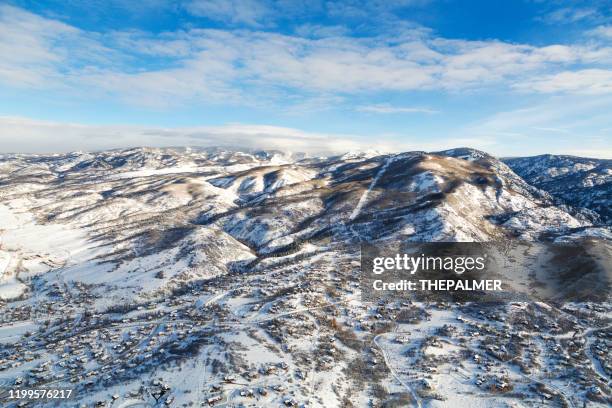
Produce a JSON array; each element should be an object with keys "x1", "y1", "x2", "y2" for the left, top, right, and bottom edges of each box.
[
  {"x1": 373, "y1": 332, "x2": 422, "y2": 408},
  {"x1": 582, "y1": 325, "x2": 611, "y2": 383}
]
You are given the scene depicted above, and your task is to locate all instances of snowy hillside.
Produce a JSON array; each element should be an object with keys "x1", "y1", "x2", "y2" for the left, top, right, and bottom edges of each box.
[
  {"x1": 504, "y1": 154, "x2": 611, "y2": 225},
  {"x1": 0, "y1": 147, "x2": 610, "y2": 408}
]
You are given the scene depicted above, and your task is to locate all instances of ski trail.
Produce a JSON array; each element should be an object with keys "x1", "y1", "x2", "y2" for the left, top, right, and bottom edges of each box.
[
  {"x1": 0, "y1": 251, "x2": 11, "y2": 280},
  {"x1": 349, "y1": 155, "x2": 395, "y2": 221}
]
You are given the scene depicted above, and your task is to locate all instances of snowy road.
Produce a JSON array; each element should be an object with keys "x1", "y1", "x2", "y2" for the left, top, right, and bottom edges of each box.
[
  {"x1": 373, "y1": 332, "x2": 422, "y2": 408},
  {"x1": 583, "y1": 325, "x2": 611, "y2": 383}
]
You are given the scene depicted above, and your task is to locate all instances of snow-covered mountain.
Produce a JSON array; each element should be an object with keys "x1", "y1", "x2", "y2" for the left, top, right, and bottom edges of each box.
[
  {"x1": 503, "y1": 154, "x2": 612, "y2": 225},
  {"x1": 0, "y1": 147, "x2": 610, "y2": 408},
  {"x1": 1, "y1": 146, "x2": 605, "y2": 300}
]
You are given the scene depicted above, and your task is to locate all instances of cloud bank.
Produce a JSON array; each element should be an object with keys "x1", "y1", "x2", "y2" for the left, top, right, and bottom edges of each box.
[
  {"x1": 0, "y1": 116, "x2": 399, "y2": 155},
  {"x1": 2, "y1": 116, "x2": 609, "y2": 158}
]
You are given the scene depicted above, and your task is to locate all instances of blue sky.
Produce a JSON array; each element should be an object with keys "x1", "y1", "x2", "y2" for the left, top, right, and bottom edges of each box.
[{"x1": 0, "y1": 0, "x2": 611, "y2": 156}]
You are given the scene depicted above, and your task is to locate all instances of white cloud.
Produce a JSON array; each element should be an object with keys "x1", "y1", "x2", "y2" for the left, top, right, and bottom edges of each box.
[
  {"x1": 0, "y1": 5, "x2": 76, "y2": 86},
  {"x1": 531, "y1": 126, "x2": 570, "y2": 133},
  {"x1": 185, "y1": 0, "x2": 271, "y2": 27},
  {"x1": 540, "y1": 7, "x2": 600, "y2": 24},
  {"x1": 588, "y1": 25, "x2": 612, "y2": 39},
  {"x1": 0, "y1": 5, "x2": 121, "y2": 88},
  {"x1": 357, "y1": 104, "x2": 438, "y2": 114},
  {"x1": 2, "y1": 115, "x2": 609, "y2": 158},
  {"x1": 0, "y1": 116, "x2": 523, "y2": 156},
  {"x1": 0, "y1": 116, "x2": 397, "y2": 154},
  {"x1": 1, "y1": 4, "x2": 612, "y2": 108},
  {"x1": 460, "y1": 95, "x2": 612, "y2": 158},
  {"x1": 294, "y1": 24, "x2": 350, "y2": 38},
  {"x1": 516, "y1": 69, "x2": 612, "y2": 94}
]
